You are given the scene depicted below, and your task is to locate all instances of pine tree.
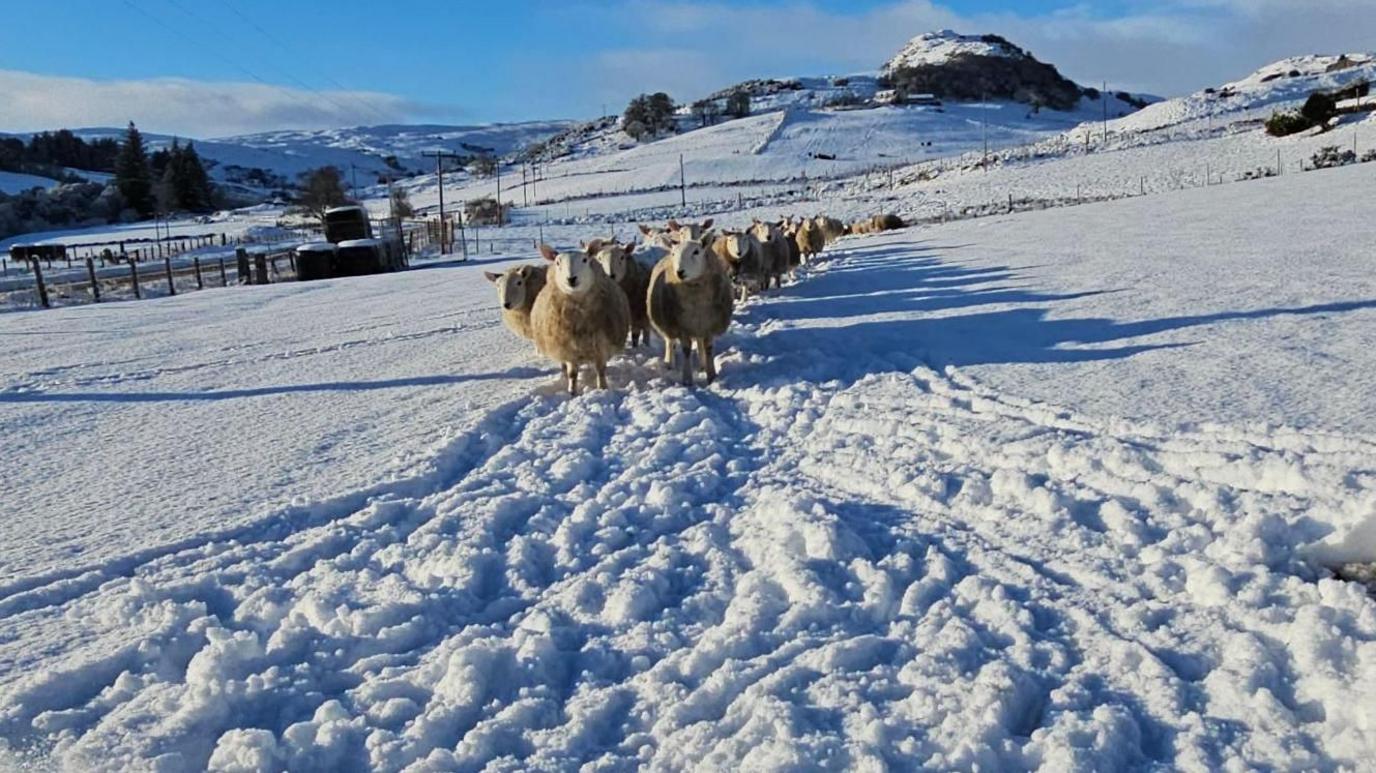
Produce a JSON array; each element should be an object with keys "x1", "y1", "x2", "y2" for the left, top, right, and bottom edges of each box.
[
  {"x1": 115, "y1": 122, "x2": 155, "y2": 217},
  {"x1": 181, "y1": 142, "x2": 215, "y2": 212}
]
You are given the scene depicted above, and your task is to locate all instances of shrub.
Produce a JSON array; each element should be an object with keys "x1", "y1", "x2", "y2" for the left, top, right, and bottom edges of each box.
[
  {"x1": 725, "y1": 90, "x2": 751, "y2": 119},
  {"x1": 1310, "y1": 145, "x2": 1356, "y2": 169},
  {"x1": 464, "y1": 197, "x2": 504, "y2": 225},
  {"x1": 1300, "y1": 92, "x2": 1338, "y2": 130},
  {"x1": 1361, "y1": 149, "x2": 1376, "y2": 163},
  {"x1": 1264, "y1": 111, "x2": 1312, "y2": 137},
  {"x1": 623, "y1": 92, "x2": 677, "y2": 140}
]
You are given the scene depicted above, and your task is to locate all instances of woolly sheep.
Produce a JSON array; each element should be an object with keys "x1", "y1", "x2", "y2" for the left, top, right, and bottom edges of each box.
[
  {"x1": 748, "y1": 219, "x2": 790, "y2": 289},
  {"x1": 815, "y1": 215, "x2": 846, "y2": 244},
  {"x1": 530, "y1": 243, "x2": 631, "y2": 394},
  {"x1": 647, "y1": 232, "x2": 734, "y2": 387},
  {"x1": 484, "y1": 263, "x2": 548, "y2": 341},
  {"x1": 712, "y1": 230, "x2": 765, "y2": 302},
  {"x1": 795, "y1": 217, "x2": 825, "y2": 264},
  {"x1": 666, "y1": 217, "x2": 715, "y2": 242},
  {"x1": 585, "y1": 238, "x2": 652, "y2": 348},
  {"x1": 781, "y1": 218, "x2": 804, "y2": 271}
]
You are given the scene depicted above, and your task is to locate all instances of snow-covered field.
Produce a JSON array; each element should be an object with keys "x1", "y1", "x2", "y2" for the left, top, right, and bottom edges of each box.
[
  {"x1": 0, "y1": 171, "x2": 58, "y2": 195},
  {"x1": 2, "y1": 141, "x2": 1375, "y2": 770}
]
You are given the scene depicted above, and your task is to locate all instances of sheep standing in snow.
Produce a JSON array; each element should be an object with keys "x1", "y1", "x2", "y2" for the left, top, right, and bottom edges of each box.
[
  {"x1": 530, "y1": 243, "x2": 631, "y2": 394},
  {"x1": 850, "y1": 213, "x2": 906, "y2": 235},
  {"x1": 586, "y1": 238, "x2": 652, "y2": 348},
  {"x1": 647, "y1": 233, "x2": 734, "y2": 386},
  {"x1": 748, "y1": 219, "x2": 790, "y2": 289},
  {"x1": 796, "y1": 217, "x2": 825, "y2": 264},
  {"x1": 484, "y1": 263, "x2": 548, "y2": 341},
  {"x1": 781, "y1": 218, "x2": 804, "y2": 271},
  {"x1": 815, "y1": 215, "x2": 847, "y2": 244},
  {"x1": 712, "y1": 230, "x2": 765, "y2": 302}
]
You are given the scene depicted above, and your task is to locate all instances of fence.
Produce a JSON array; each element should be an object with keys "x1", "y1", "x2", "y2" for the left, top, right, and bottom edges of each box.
[{"x1": 10, "y1": 245, "x2": 299, "y2": 310}]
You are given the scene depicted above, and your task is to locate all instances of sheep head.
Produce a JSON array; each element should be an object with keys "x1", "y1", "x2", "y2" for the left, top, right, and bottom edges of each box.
[
  {"x1": 485, "y1": 267, "x2": 535, "y2": 311},
  {"x1": 669, "y1": 232, "x2": 715, "y2": 283},
  {"x1": 749, "y1": 219, "x2": 780, "y2": 247},
  {"x1": 595, "y1": 243, "x2": 631, "y2": 282},
  {"x1": 540, "y1": 242, "x2": 598, "y2": 297}
]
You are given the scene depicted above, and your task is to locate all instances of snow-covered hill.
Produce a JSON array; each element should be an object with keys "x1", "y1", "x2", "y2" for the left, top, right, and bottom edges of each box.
[{"x1": 883, "y1": 29, "x2": 1024, "y2": 72}]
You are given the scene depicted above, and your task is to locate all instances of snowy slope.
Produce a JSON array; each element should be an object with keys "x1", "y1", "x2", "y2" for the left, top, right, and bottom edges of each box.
[
  {"x1": 0, "y1": 170, "x2": 58, "y2": 195},
  {"x1": 2, "y1": 155, "x2": 1375, "y2": 770},
  {"x1": 883, "y1": 29, "x2": 1021, "y2": 72}
]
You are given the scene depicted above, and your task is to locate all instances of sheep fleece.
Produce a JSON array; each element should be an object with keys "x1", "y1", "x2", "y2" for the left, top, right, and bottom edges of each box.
[
  {"x1": 646, "y1": 258, "x2": 734, "y2": 343},
  {"x1": 531, "y1": 269, "x2": 631, "y2": 367}
]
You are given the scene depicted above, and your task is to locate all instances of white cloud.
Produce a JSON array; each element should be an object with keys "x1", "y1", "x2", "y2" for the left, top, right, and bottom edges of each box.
[{"x1": 0, "y1": 70, "x2": 436, "y2": 138}]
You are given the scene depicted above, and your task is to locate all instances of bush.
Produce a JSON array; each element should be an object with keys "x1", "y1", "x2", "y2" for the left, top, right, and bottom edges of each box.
[
  {"x1": 464, "y1": 197, "x2": 504, "y2": 225},
  {"x1": 1264, "y1": 111, "x2": 1312, "y2": 137},
  {"x1": 1361, "y1": 149, "x2": 1376, "y2": 163},
  {"x1": 469, "y1": 154, "x2": 498, "y2": 178},
  {"x1": 725, "y1": 90, "x2": 751, "y2": 119},
  {"x1": 623, "y1": 92, "x2": 677, "y2": 141},
  {"x1": 1301, "y1": 92, "x2": 1338, "y2": 130},
  {"x1": 1310, "y1": 145, "x2": 1356, "y2": 169}
]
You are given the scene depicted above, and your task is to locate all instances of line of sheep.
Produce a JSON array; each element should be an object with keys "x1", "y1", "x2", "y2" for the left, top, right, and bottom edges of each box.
[{"x1": 484, "y1": 213, "x2": 905, "y2": 394}]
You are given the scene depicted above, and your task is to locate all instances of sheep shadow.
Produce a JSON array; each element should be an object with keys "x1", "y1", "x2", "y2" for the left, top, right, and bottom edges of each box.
[{"x1": 735, "y1": 238, "x2": 1376, "y2": 386}]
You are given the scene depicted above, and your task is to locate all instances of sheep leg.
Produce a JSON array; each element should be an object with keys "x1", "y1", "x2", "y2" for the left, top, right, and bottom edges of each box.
[
  {"x1": 699, "y1": 338, "x2": 717, "y2": 384},
  {"x1": 663, "y1": 337, "x2": 675, "y2": 369},
  {"x1": 564, "y1": 362, "x2": 578, "y2": 395},
  {"x1": 680, "y1": 340, "x2": 694, "y2": 387},
  {"x1": 595, "y1": 358, "x2": 609, "y2": 389}
]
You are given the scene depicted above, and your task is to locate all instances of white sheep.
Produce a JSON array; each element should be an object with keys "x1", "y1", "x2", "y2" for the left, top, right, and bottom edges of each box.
[
  {"x1": 748, "y1": 219, "x2": 790, "y2": 288},
  {"x1": 585, "y1": 238, "x2": 652, "y2": 348},
  {"x1": 646, "y1": 232, "x2": 734, "y2": 386},
  {"x1": 530, "y1": 243, "x2": 631, "y2": 394},
  {"x1": 711, "y1": 230, "x2": 765, "y2": 302},
  {"x1": 484, "y1": 263, "x2": 548, "y2": 341}
]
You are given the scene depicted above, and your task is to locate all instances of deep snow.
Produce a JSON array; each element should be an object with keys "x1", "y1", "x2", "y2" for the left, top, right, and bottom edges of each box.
[{"x1": 2, "y1": 153, "x2": 1375, "y2": 769}]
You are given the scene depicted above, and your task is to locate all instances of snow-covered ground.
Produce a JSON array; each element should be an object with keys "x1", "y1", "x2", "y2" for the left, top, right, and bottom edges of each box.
[{"x1": 2, "y1": 141, "x2": 1375, "y2": 770}]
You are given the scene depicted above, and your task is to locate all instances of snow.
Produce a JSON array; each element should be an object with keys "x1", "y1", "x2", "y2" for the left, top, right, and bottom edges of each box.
[
  {"x1": 0, "y1": 171, "x2": 57, "y2": 195},
  {"x1": 883, "y1": 30, "x2": 1020, "y2": 72},
  {"x1": 2, "y1": 147, "x2": 1375, "y2": 769}
]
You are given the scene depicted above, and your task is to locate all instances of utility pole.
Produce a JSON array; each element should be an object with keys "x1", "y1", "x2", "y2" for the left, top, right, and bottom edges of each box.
[
  {"x1": 522, "y1": 164, "x2": 529, "y2": 207},
  {"x1": 496, "y1": 161, "x2": 503, "y2": 227},
  {"x1": 350, "y1": 163, "x2": 359, "y2": 201},
  {"x1": 680, "y1": 154, "x2": 687, "y2": 207},
  {"x1": 424, "y1": 151, "x2": 463, "y2": 255},
  {"x1": 1102, "y1": 80, "x2": 1109, "y2": 145}
]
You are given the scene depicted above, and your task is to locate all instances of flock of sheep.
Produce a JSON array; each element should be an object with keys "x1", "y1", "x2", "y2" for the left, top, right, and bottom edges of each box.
[{"x1": 484, "y1": 212, "x2": 905, "y2": 393}]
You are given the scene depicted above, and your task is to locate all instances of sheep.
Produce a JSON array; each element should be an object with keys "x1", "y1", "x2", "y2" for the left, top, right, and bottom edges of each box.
[
  {"x1": 815, "y1": 215, "x2": 846, "y2": 244},
  {"x1": 748, "y1": 219, "x2": 790, "y2": 289},
  {"x1": 711, "y1": 230, "x2": 765, "y2": 302},
  {"x1": 849, "y1": 213, "x2": 906, "y2": 235},
  {"x1": 530, "y1": 243, "x2": 631, "y2": 394},
  {"x1": 647, "y1": 232, "x2": 734, "y2": 387},
  {"x1": 795, "y1": 217, "x2": 825, "y2": 264},
  {"x1": 484, "y1": 263, "x2": 548, "y2": 341},
  {"x1": 781, "y1": 218, "x2": 804, "y2": 271},
  {"x1": 586, "y1": 238, "x2": 652, "y2": 348}
]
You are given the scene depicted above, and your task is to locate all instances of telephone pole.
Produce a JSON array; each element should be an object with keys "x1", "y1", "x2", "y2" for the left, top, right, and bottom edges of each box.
[
  {"x1": 496, "y1": 161, "x2": 503, "y2": 227},
  {"x1": 424, "y1": 151, "x2": 463, "y2": 255},
  {"x1": 679, "y1": 154, "x2": 687, "y2": 207},
  {"x1": 1102, "y1": 80, "x2": 1109, "y2": 145}
]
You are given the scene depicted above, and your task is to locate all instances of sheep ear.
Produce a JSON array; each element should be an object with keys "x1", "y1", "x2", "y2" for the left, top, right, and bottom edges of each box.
[
  {"x1": 667, "y1": 219, "x2": 681, "y2": 231},
  {"x1": 623, "y1": 241, "x2": 636, "y2": 256},
  {"x1": 701, "y1": 218, "x2": 713, "y2": 230},
  {"x1": 483, "y1": 271, "x2": 502, "y2": 283},
  {"x1": 638, "y1": 224, "x2": 653, "y2": 236},
  {"x1": 698, "y1": 232, "x2": 714, "y2": 248},
  {"x1": 538, "y1": 243, "x2": 558, "y2": 262},
  {"x1": 583, "y1": 239, "x2": 603, "y2": 256}
]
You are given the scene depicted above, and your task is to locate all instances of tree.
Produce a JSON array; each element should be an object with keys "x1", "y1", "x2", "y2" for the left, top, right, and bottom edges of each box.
[
  {"x1": 298, "y1": 166, "x2": 350, "y2": 219},
  {"x1": 726, "y1": 90, "x2": 751, "y2": 119},
  {"x1": 622, "y1": 92, "x2": 678, "y2": 141},
  {"x1": 389, "y1": 186, "x2": 414, "y2": 218},
  {"x1": 1301, "y1": 92, "x2": 1338, "y2": 132},
  {"x1": 469, "y1": 153, "x2": 498, "y2": 177},
  {"x1": 115, "y1": 122, "x2": 155, "y2": 218},
  {"x1": 691, "y1": 99, "x2": 721, "y2": 127}
]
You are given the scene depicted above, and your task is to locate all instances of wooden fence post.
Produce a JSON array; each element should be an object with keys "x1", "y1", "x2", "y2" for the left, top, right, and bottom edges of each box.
[
  {"x1": 87, "y1": 257, "x2": 100, "y2": 302},
  {"x1": 31, "y1": 258, "x2": 50, "y2": 308},
  {"x1": 164, "y1": 256, "x2": 176, "y2": 295},
  {"x1": 218, "y1": 258, "x2": 228, "y2": 286},
  {"x1": 254, "y1": 253, "x2": 268, "y2": 285},
  {"x1": 194, "y1": 257, "x2": 203, "y2": 290},
  {"x1": 236, "y1": 247, "x2": 250, "y2": 284},
  {"x1": 130, "y1": 260, "x2": 141, "y2": 299}
]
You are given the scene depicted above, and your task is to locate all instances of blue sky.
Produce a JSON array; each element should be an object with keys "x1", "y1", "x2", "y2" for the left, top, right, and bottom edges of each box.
[{"x1": 0, "y1": 0, "x2": 1368, "y2": 136}]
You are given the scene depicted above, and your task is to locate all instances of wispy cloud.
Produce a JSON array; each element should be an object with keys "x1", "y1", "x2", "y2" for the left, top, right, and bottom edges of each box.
[{"x1": 0, "y1": 70, "x2": 442, "y2": 138}]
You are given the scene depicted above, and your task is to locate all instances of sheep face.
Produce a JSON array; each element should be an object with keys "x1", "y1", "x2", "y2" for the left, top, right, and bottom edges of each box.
[
  {"x1": 670, "y1": 235, "x2": 715, "y2": 283},
  {"x1": 595, "y1": 245, "x2": 629, "y2": 282},
  {"x1": 486, "y1": 267, "x2": 535, "y2": 311},
  {"x1": 721, "y1": 232, "x2": 751, "y2": 262},
  {"x1": 539, "y1": 243, "x2": 598, "y2": 297},
  {"x1": 749, "y1": 220, "x2": 781, "y2": 248},
  {"x1": 667, "y1": 218, "x2": 714, "y2": 242}
]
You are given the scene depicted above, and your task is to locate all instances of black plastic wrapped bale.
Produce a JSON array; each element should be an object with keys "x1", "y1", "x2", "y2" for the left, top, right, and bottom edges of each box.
[
  {"x1": 323, "y1": 206, "x2": 373, "y2": 244},
  {"x1": 9, "y1": 245, "x2": 30, "y2": 264},
  {"x1": 295, "y1": 242, "x2": 338, "y2": 281},
  {"x1": 336, "y1": 239, "x2": 384, "y2": 276}
]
